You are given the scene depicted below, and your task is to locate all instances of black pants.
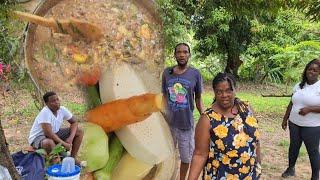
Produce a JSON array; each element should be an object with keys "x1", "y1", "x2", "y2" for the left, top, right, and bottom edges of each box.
[{"x1": 288, "y1": 121, "x2": 320, "y2": 180}]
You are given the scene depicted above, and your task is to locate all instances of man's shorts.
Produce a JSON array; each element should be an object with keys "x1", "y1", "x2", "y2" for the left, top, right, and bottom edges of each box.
[
  {"x1": 170, "y1": 127, "x2": 195, "y2": 163},
  {"x1": 31, "y1": 128, "x2": 71, "y2": 149}
]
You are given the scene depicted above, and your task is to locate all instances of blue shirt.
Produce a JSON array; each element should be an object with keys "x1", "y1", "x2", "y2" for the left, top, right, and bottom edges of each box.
[{"x1": 162, "y1": 66, "x2": 203, "y2": 129}]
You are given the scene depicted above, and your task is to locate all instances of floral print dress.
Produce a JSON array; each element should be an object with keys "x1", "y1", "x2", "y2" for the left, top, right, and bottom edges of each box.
[{"x1": 202, "y1": 106, "x2": 261, "y2": 180}]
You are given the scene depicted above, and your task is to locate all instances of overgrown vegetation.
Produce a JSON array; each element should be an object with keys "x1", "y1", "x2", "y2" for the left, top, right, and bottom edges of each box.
[
  {"x1": 241, "y1": 9, "x2": 320, "y2": 83},
  {"x1": 157, "y1": 0, "x2": 320, "y2": 83},
  {"x1": 0, "y1": 2, "x2": 26, "y2": 82}
]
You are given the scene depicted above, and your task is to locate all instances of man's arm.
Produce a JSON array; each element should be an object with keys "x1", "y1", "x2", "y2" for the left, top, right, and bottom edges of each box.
[
  {"x1": 195, "y1": 93, "x2": 204, "y2": 114},
  {"x1": 41, "y1": 123, "x2": 71, "y2": 150},
  {"x1": 195, "y1": 71, "x2": 204, "y2": 114},
  {"x1": 65, "y1": 116, "x2": 78, "y2": 144}
]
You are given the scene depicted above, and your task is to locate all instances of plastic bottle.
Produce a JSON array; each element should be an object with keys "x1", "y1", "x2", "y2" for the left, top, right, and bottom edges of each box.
[
  {"x1": 61, "y1": 157, "x2": 75, "y2": 173},
  {"x1": 46, "y1": 156, "x2": 80, "y2": 180},
  {"x1": 0, "y1": 165, "x2": 12, "y2": 180}
]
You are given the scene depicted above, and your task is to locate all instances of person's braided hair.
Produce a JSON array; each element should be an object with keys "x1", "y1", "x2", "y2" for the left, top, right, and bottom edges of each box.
[
  {"x1": 212, "y1": 72, "x2": 236, "y2": 91},
  {"x1": 212, "y1": 72, "x2": 249, "y2": 114}
]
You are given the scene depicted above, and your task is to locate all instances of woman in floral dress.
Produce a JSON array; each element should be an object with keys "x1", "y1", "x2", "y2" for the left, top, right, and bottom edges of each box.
[{"x1": 188, "y1": 72, "x2": 261, "y2": 180}]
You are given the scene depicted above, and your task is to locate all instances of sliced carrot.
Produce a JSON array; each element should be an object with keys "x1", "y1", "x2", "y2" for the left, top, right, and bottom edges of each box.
[{"x1": 85, "y1": 93, "x2": 163, "y2": 132}]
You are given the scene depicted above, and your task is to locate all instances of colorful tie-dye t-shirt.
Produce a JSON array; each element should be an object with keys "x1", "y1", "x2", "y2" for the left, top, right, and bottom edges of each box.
[
  {"x1": 202, "y1": 106, "x2": 261, "y2": 180},
  {"x1": 162, "y1": 67, "x2": 203, "y2": 129}
]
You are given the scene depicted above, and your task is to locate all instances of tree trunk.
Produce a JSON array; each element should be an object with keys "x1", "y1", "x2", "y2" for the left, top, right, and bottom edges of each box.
[
  {"x1": 223, "y1": 17, "x2": 250, "y2": 78},
  {"x1": 225, "y1": 52, "x2": 242, "y2": 78},
  {"x1": 0, "y1": 120, "x2": 20, "y2": 180}
]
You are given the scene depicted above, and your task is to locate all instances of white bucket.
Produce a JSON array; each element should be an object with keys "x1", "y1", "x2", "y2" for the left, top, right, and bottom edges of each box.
[
  {"x1": 46, "y1": 164, "x2": 80, "y2": 180},
  {"x1": 48, "y1": 174, "x2": 80, "y2": 180}
]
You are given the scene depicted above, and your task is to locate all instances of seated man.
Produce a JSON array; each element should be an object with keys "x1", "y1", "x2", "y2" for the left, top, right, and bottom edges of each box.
[{"x1": 28, "y1": 91, "x2": 83, "y2": 160}]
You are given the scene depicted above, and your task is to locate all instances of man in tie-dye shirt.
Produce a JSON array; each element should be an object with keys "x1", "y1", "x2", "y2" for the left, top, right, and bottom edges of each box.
[{"x1": 162, "y1": 43, "x2": 204, "y2": 180}]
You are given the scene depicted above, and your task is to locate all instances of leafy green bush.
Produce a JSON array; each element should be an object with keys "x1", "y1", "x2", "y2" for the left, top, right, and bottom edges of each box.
[
  {"x1": 0, "y1": 3, "x2": 22, "y2": 63},
  {"x1": 240, "y1": 9, "x2": 320, "y2": 83}
]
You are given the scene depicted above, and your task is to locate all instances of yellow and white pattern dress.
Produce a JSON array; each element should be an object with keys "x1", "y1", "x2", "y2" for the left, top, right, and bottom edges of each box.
[{"x1": 202, "y1": 105, "x2": 261, "y2": 180}]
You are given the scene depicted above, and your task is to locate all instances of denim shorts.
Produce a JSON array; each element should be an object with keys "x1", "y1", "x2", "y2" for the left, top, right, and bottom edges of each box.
[
  {"x1": 31, "y1": 128, "x2": 70, "y2": 149},
  {"x1": 170, "y1": 127, "x2": 195, "y2": 163}
]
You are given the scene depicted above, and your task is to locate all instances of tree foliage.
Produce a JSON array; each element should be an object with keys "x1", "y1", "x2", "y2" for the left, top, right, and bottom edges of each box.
[
  {"x1": 0, "y1": 3, "x2": 20, "y2": 64},
  {"x1": 240, "y1": 9, "x2": 320, "y2": 83},
  {"x1": 0, "y1": 2, "x2": 25, "y2": 82},
  {"x1": 156, "y1": 0, "x2": 320, "y2": 83},
  {"x1": 293, "y1": 0, "x2": 320, "y2": 21},
  {"x1": 158, "y1": 0, "x2": 288, "y2": 77},
  {"x1": 192, "y1": 0, "x2": 288, "y2": 76},
  {"x1": 0, "y1": 2, "x2": 24, "y2": 179},
  {"x1": 156, "y1": 0, "x2": 191, "y2": 56}
]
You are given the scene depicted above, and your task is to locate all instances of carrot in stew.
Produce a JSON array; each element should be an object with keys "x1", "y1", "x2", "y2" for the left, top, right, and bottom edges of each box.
[{"x1": 77, "y1": 66, "x2": 101, "y2": 86}]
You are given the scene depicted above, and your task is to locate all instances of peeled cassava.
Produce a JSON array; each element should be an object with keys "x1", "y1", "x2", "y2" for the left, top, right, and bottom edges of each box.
[
  {"x1": 79, "y1": 122, "x2": 109, "y2": 172},
  {"x1": 99, "y1": 62, "x2": 172, "y2": 165},
  {"x1": 153, "y1": 112, "x2": 179, "y2": 180},
  {"x1": 111, "y1": 152, "x2": 154, "y2": 180}
]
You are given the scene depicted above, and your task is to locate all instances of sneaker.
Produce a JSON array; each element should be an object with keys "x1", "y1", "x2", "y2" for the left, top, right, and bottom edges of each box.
[{"x1": 281, "y1": 167, "x2": 295, "y2": 178}]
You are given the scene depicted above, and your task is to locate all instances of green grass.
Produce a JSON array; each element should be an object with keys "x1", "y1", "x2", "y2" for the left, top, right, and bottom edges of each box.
[
  {"x1": 278, "y1": 139, "x2": 308, "y2": 157},
  {"x1": 64, "y1": 101, "x2": 87, "y2": 117},
  {"x1": 2, "y1": 99, "x2": 38, "y2": 118},
  {"x1": 194, "y1": 92, "x2": 291, "y2": 120},
  {"x1": 20, "y1": 102, "x2": 38, "y2": 117},
  {"x1": 238, "y1": 92, "x2": 290, "y2": 114},
  {"x1": 278, "y1": 139, "x2": 290, "y2": 147},
  {"x1": 261, "y1": 125, "x2": 276, "y2": 133}
]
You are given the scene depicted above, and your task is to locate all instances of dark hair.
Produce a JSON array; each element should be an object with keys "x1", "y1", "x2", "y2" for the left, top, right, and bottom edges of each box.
[
  {"x1": 211, "y1": 72, "x2": 249, "y2": 115},
  {"x1": 299, "y1": 58, "x2": 320, "y2": 89},
  {"x1": 211, "y1": 72, "x2": 236, "y2": 104},
  {"x1": 212, "y1": 72, "x2": 236, "y2": 91},
  {"x1": 174, "y1": 43, "x2": 191, "y2": 54},
  {"x1": 43, "y1": 91, "x2": 56, "y2": 103}
]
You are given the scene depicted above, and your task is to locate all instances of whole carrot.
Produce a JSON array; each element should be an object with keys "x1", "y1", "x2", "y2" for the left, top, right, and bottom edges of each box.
[{"x1": 85, "y1": 93, "x2": 163, "y2": 132}]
